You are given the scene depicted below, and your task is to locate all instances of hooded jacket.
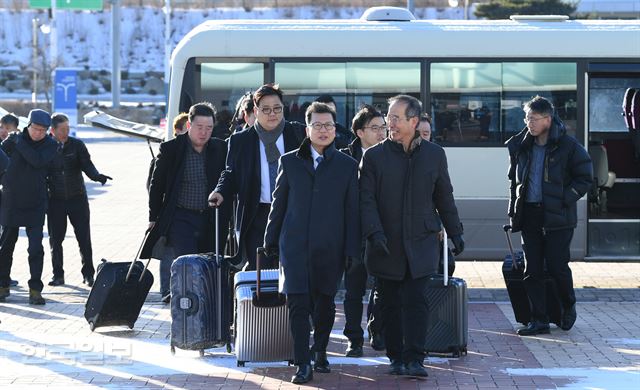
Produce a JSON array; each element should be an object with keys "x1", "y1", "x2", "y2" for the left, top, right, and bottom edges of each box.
[{"x1": 506, "y1": 116, "x2": 593, "y2": 232}]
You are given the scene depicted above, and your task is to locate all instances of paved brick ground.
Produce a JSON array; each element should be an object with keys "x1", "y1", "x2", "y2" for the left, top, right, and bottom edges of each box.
[{"x1": 0, "y1": 130, "x2": 638, "y2": 389}]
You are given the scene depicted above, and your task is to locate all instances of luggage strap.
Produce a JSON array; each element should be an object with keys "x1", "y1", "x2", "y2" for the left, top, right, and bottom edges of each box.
[
  {"x1": 503, "y1": 224, "x2": 520, "y2": 271},
  {"x1": 125, "y1": 232, "x2": 152, "y2": 283}
]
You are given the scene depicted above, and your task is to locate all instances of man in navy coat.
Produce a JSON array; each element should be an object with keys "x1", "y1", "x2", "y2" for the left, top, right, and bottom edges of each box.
[
  {"x1": 264, "y1": 102, "x2": 360, "y2": 384},
  {"x1": 209, "y1": 84, "x2": 305, "y2": 270},
  {"x1": 0, "y1": 109, "x2": 58, "y2": 305}
]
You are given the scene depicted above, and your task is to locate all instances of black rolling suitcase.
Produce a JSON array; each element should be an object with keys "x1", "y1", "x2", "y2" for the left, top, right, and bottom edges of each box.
[
  {"x1": 170, "y1": 207, "x2": 231, "y2": 355},
  {"x1": 424, "y1": 230, "x2": 468, "y2": 357},
  {"x1": 502, "y1": 225, "x2": 562, "y2": 327},
  {"x1": 84, "y1": 239, "x2": 154, "y2": 331}
]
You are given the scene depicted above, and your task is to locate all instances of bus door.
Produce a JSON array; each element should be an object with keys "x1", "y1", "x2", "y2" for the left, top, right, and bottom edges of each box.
[{"x1": 586, "y1": 64, "x2": 640, "y2": 260}]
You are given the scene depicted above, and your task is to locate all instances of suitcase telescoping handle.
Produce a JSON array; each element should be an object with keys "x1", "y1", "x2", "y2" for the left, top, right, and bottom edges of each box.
[
  {"x1": 502, "y1": 224, "x2": 519, "y2": 271},
  {"x1": 215, "y1": 206, "x2": 222, "y2": 338},
  {"x1": 125, "y1": 231, "x2": 153, "y2": 283},
  {"x1": 443, "y1": 229, "x2": 449, "y2": 287},
  {"x1": 256, "y1": 247, "x2": 264, "y2": 302}
]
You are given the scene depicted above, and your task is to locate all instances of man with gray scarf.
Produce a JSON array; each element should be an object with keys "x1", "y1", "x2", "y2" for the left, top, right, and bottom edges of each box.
[{"x1": 209, "y1": 84, "x2": 305, "y2": 270}]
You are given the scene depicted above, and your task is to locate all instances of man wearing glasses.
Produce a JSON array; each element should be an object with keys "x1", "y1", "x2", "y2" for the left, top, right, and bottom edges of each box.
[
  {"x1": 360, "y1": 95, "x2": 464, "y2": 377},
  {"x1": 506, "y1": 95, "x2": 592, "y2": 336},
  {"x1": 340, "y1": 104, "x2": 386, "y2": 357},
  {"x1": 209, "y1": 84, "x2": 305, "y2": 270},
  {"x1": 264, "y1": 102, "x2": 360, "y2": 384}
]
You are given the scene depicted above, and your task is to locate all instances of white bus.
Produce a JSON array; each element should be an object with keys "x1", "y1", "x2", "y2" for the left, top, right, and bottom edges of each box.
[{"x1": 167, "y1": 7, "x2": 640, "y2": 261}]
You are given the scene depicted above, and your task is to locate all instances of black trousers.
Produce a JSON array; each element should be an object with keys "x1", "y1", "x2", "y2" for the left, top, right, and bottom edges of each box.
[
  {"x1": 168, "y1": 208, "x2": 209, "y2": 257},
  {"x1": 0, "y1": 225, "x2": 45, "y2": 291},
  {"x1": 521, "y1": 204, "x2": 576, "y2": 322},
  {"x1": 377, "y1": 274, "x2": 429, "y2": 364},
  {"x1": 287, "y1": 291, "x2": 336, "y2": 365},
  {"x1": 47, "y1": 196, "x2": 94, "y2": 278},
  {"x1": 343, "y1": 262, "x2": 377, "y2": 344},
  {"x1": 243, "y1": 203, "x2": 270, "y2": 270}
]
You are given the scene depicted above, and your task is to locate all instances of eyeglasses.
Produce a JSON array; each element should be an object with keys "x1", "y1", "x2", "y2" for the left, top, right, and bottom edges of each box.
[
  {"x1": 523, "y1": 115, "x2": 549, "y2": 124},
  {"x1": 259, "y1": 106, "x2": 283, "y2": 115},
  {"x1": 309, "y1": 122, "x2": 336, "y2": 131},
  {"x1": 363, "y1": 125, "x2": 387, "y2": 133},
  {"x1": 385, "y1": 114, "x2": 416, "y2": 124}
]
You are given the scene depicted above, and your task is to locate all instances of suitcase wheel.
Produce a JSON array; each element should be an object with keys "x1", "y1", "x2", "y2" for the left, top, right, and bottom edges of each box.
[
  {"x1": 88, "y1": 321, "x2": 95, "y2": 332},
  {"x1": 226, "y1": 343, "x2": 232, "y2": 353},
  {"x1": 199, "y1": 350, "x2": 205, "y2": 357},
  {"x1": 287, "y1": 360, "x2": 294, "y2": 366},
  {"x1": 128, "y1": 322, "x2": 135, "y2": 330},
  {"x1": 170, "y1": 346, "x2": 176, "y2": 356},
  {"x1": 237, "y1": 361, "x2": 245, "y2": 367}
]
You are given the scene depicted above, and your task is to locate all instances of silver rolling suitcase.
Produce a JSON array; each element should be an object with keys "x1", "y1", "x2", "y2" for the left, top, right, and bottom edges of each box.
[
  {"x1": 234, "y1": 248, "x2": 294, "y2": 366},
  {"x1": 424, "y1": 230, "x2": 469, "y2": 357}
]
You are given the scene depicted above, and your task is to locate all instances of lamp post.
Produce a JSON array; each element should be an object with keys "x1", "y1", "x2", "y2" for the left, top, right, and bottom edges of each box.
[
  {"x1": 31, "y1": 18, "x2": 51, "y2": 104},
  {"x1": 32, "y1": 18, "x2": 38, "y2": 104}
]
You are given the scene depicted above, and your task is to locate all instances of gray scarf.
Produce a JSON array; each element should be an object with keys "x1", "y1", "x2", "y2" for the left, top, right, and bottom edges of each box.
[{"x1": 254, "y1": 119, "x2": 285, "y2": 164}]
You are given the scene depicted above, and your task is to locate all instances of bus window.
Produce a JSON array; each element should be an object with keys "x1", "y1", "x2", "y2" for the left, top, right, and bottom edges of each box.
[
  {"x1": 196, "y1": 62, "x2": 264, "y2": 114},
  {"x1": 431, "y1": 62, "x2": 577, "y2": 145},
  {"x1": 589, "y1": 77, "x2": 639, "y2": 133},
  {"x1": 275, "y1": 62, "x2": 420, "y2": 126}
]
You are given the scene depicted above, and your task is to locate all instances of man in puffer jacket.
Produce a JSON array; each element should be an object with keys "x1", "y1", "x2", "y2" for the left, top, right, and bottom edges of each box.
[{"x1": 506, "y1": 96, "x2": 592, "y2": 336}]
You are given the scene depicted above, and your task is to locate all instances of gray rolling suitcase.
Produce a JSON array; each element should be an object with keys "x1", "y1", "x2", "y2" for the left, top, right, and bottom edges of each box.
[
  {"x1": 169, "y1": 208, "x2": 230, "y2": 356},
  {"x1": 234, "y1": 247, "x2": 294, "y2": 367},
  {"x1": 424, "y1": 231, "x2": 468, "y2": 357}
]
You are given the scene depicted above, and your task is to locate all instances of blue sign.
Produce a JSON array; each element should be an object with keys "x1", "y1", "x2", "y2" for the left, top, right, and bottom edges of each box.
[
  {"x1": 54, "y1": 69, "x2": 78, "y2": 136},
  {"x1": 54, "y1": 69, "x2": 77, "y2": 110}
]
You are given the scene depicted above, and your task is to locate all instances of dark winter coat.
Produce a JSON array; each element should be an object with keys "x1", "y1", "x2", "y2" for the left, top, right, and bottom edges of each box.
[
  {"x1": 264, "y1": 140, "x2": 360, "y2": 295},
  {"x1": 0, "y1": 128, "x2": 57, "y2": 227},
  {"x1": 506, "y1": 117, "x2": 593, "y2": 233},
  {"x1": 47, "y1": 136, "x2": 102, "y2": 200},
  {"x1": 360, "y1": 138, "x2": 463, "y2": 281},
  {"x1": 140, "y1": 134, "x2": 230, "y2": 259},
  {"x1": 340, "y1": 137, "x2": 364, "y2": 163},
  {"x1": 214, "y1": 121, "x2": 305, "y2": 257}
]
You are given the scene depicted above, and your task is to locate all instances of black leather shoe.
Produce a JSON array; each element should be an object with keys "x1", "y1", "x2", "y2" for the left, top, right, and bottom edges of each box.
[
  {"x1": 405, "y1": 360, "x2": 429, "y2": 377},
  {"x1": 48, "y1": 276, "x2": 65, "y2": 286},
  {"x1": 370, "y1": 333, "x2": 386, "y2": 351},
  {"x1": 561, "y1": 304, "x2": 577, "y2": 331},
  {"x1": 291, "y1": 364, "x2": 313, "y2": 384},
  {"x1": 388, "y1": 359, "x2": 405, "y2": 375},
  {"x1": 517, "y1": 321, "x2": 550, "y2": 336},
  {"x1": 313, "y1": 351, "x2": 330, "y2": 373},
  {"x1": 83, "y1": 275, "x2": 95, "y2": 288},
  {"x1": 9, "y1": 279, "x2": 18, "y2": 287},
  {"x1": 345, "y1": 340, "x2": 363, "y2": 357}
]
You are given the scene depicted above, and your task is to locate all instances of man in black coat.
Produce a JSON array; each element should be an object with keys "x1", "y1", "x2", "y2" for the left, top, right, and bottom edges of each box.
[
  {"x1": 141, "y1": 102, "x2": 229, "y2": 303},
  {"x1": 506, "y1": 96, "x2": 592, "y2": 336},
  {"x1": 264, "y1": 102, "x2": 360, "y2": 384},
  {"x1": 209, "y1": 84, "x2": 305, "y2": 270},
  {"x1": 46, "y1": 113, "x2": 112, "y2": 288},
  {"x1": 0, "y1": 109, "x2": 58, "y2": 305},
  {"x1": 360, "y1": 95, "x2": 464, "y2": 377},
  {"x1": 339, "y1": 104, "x2": 386, "y2": 357}
]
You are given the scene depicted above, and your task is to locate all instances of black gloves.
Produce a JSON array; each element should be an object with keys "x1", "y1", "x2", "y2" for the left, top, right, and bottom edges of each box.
[
  {"x1": 97, "y1": 174, "x2": 113, "y2": 185},
  {"x1": 451, "y1": 234, "x2": 465, "y2": 256},
  {"x1": 345, "y1": 256, "x2": 362, "y2": 275},
  {"x1": 368, "y1": 232, "x2": 390, "y2": 256}
]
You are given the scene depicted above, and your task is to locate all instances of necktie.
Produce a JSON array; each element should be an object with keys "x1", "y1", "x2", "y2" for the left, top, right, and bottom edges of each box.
[
  {"x1": 315, "y1": 156, "x2": 324, "y2": 170},
  {"x1": 269, "y1": 160, "x2": 278, "y2": 200}
]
